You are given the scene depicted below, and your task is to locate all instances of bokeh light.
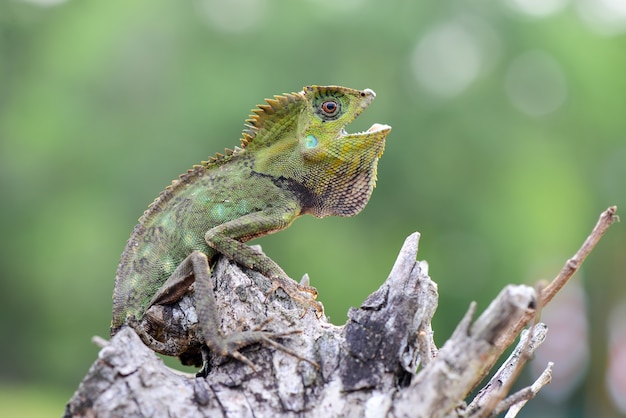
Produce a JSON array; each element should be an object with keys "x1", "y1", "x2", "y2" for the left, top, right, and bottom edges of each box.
[
  {"x1": 506, "y1": 0, "x2": 570, "y2": 18},
  {"x1": 577, "y1": 0, "x2": 626, "y2": 35},
  {"x1": 193, "y1": 0, "x2": 267, "y2": 33},
  {"x1": 410, "y1": 16, "x2": 500, "y2": 98},
  {"x1": 505, "y1": 50, "x2": 568, "y2": 117}
]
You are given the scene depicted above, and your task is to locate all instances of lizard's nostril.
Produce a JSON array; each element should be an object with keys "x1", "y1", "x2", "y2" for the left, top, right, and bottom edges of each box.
[{"x1": 362, "y1": 88, "x2": 376, "y2": 98}]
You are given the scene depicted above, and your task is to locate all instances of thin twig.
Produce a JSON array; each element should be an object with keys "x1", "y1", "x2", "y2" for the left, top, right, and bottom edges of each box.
[
  {"x1": 475, "y1": 207, "x2": 618, "y2": 415},
  {"x1": 495, "y1": 206, "x2": 618, "y2": 350},
  {"x1": 466, "y1": 207, "x2": 618, "y2": 405},
  {"x1": 540, "y1": 206, "x2": 618, "y2": 306},
  {"x1": 467, "y1": 322, "x2": 548, "y2": 418},
  {"x1": 477, "y1": 282, "x2": 546, "y2": 416},
  {"x1": 500, "y1": 362, "x2": 553, "y2": 418}
]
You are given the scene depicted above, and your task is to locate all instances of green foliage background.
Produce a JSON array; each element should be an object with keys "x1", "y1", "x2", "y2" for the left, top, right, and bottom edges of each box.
[{"x1": 1, "y1": 0, "x2": 625, "y2": 416}]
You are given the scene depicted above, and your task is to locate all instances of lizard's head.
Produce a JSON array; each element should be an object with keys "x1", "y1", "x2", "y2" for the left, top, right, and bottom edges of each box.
[
  {"x1": 297, "y1": 85, "x2": 391, "y2": 217},
  {"x1": 247, "y1": 85, "x2": 391, "y2": 218}
]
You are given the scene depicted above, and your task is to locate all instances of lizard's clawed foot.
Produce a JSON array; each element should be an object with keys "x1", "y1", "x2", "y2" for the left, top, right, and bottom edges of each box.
[
  {"x1": 266, "y1": 276, "x2": 323, "y2": 318},
  {"x1": 199, "y1": 323, "x2": 319, "y2": 376}
]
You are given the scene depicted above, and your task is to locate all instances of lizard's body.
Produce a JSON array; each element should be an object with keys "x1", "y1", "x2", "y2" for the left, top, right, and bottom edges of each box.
[
  {"x1": 111, "y1": 85, "x2": 390, "y2": 373},
  {"x1": 112, "y1": 155, "x2": 298, "y2": 326}
]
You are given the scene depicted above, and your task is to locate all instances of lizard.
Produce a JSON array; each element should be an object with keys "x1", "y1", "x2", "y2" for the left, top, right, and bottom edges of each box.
[{"x1": 110, "y1": 85, "x2": 391, "y2": 375}]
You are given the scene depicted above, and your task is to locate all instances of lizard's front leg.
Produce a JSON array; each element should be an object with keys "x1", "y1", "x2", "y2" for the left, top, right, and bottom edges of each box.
[{"x1": 204, "y1": 208, "x2": 324, "y2": 317}]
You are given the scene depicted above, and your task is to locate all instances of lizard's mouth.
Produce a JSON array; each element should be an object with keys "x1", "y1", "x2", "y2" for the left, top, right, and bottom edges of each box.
[
  {"x1": 340, "y1": 123, "x2": 392, "y2": 137},
  {"x1": 367, "y1": 123, "x2": 392, "y2": 134},
  {"x1": 337, "y1": 123, "x2": 391, "y2": 159}
]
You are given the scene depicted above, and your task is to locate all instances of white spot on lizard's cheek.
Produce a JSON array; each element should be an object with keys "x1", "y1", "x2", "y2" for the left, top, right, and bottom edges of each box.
[{"x1": 305, "y1": 135, "x2": 318, "y2": 148}]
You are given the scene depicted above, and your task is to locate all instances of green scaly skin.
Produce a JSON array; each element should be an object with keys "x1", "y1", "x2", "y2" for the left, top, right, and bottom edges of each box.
[{"x1": 111, "y1": 85, "x2": 391, "y2": 372}]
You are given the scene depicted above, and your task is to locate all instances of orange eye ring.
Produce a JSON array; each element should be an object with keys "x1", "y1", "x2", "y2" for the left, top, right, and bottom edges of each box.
[{"x1": 321, "y1": 100, "x2": 339, "y2": 115}]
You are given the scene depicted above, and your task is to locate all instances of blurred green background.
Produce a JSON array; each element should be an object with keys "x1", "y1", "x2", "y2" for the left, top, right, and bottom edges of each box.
[{"x1": 1, "y1": 0, "x2": 625, "y2": 416}]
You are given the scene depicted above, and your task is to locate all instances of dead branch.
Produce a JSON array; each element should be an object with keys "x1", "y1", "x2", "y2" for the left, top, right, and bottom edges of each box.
[{"x1": 65, "y1": 207, "x2": 618, "y2": 418}]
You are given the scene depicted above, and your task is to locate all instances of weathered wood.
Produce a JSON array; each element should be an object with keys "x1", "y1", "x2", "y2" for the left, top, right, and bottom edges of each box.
[
  {"x1": 65, "y1": 207, "x2": 618, "y2": 418},
  {"x1": 66, "y1": 233, "x2": 438, "y2": 417}
]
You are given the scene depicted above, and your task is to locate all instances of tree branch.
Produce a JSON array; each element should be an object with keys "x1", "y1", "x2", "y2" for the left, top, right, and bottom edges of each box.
[{"x1": 65, "y1": 207, "x2": 618, "y2": 418}]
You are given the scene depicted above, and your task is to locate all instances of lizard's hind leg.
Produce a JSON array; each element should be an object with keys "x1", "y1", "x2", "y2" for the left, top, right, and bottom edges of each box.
[{"x1": 186, "y1": 251, "x2": 318, "y2": 374}]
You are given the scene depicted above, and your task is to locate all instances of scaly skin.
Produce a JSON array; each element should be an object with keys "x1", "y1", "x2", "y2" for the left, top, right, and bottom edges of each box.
[{"x1": 111, "y1": 85, "x2": 391, "y2": 372}]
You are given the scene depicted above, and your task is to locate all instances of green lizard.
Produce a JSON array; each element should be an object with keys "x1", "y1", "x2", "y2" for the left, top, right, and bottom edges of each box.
[{"x1": 110, "y1": 85, "x2": 391, "y2": 374}]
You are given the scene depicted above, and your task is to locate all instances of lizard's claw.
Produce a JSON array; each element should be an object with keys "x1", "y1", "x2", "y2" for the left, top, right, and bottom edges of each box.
[
  {"x1": 203, "y1": 325, "x2": 319, "y2": 373},
  {"x1": 265, "y1": 277, "x2": 323, "y2": 317}
]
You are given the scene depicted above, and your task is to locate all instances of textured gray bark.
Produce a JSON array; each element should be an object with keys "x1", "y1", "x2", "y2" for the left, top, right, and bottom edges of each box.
[{"x1": 63, "y1": 232, "x2": 562, "y2": 417}]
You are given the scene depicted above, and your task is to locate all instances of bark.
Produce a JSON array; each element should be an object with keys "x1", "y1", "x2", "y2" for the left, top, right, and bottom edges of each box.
[{"x1": 65, "y1": 207, "x2": 618, "y2": 418}]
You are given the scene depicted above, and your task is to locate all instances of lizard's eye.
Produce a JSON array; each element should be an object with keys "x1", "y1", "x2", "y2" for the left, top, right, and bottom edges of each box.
[
  {"x1": 314, "y1": 96, "x2": 343, "y2": 121},
  {"x1": 320, "y1": 100, "x2": 340, "y2": 117}
]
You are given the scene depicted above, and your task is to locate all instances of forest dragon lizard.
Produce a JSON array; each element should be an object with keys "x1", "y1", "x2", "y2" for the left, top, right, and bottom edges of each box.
[{"x1": 111, "y1": 85, "x2": 391, "y2": 375}]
